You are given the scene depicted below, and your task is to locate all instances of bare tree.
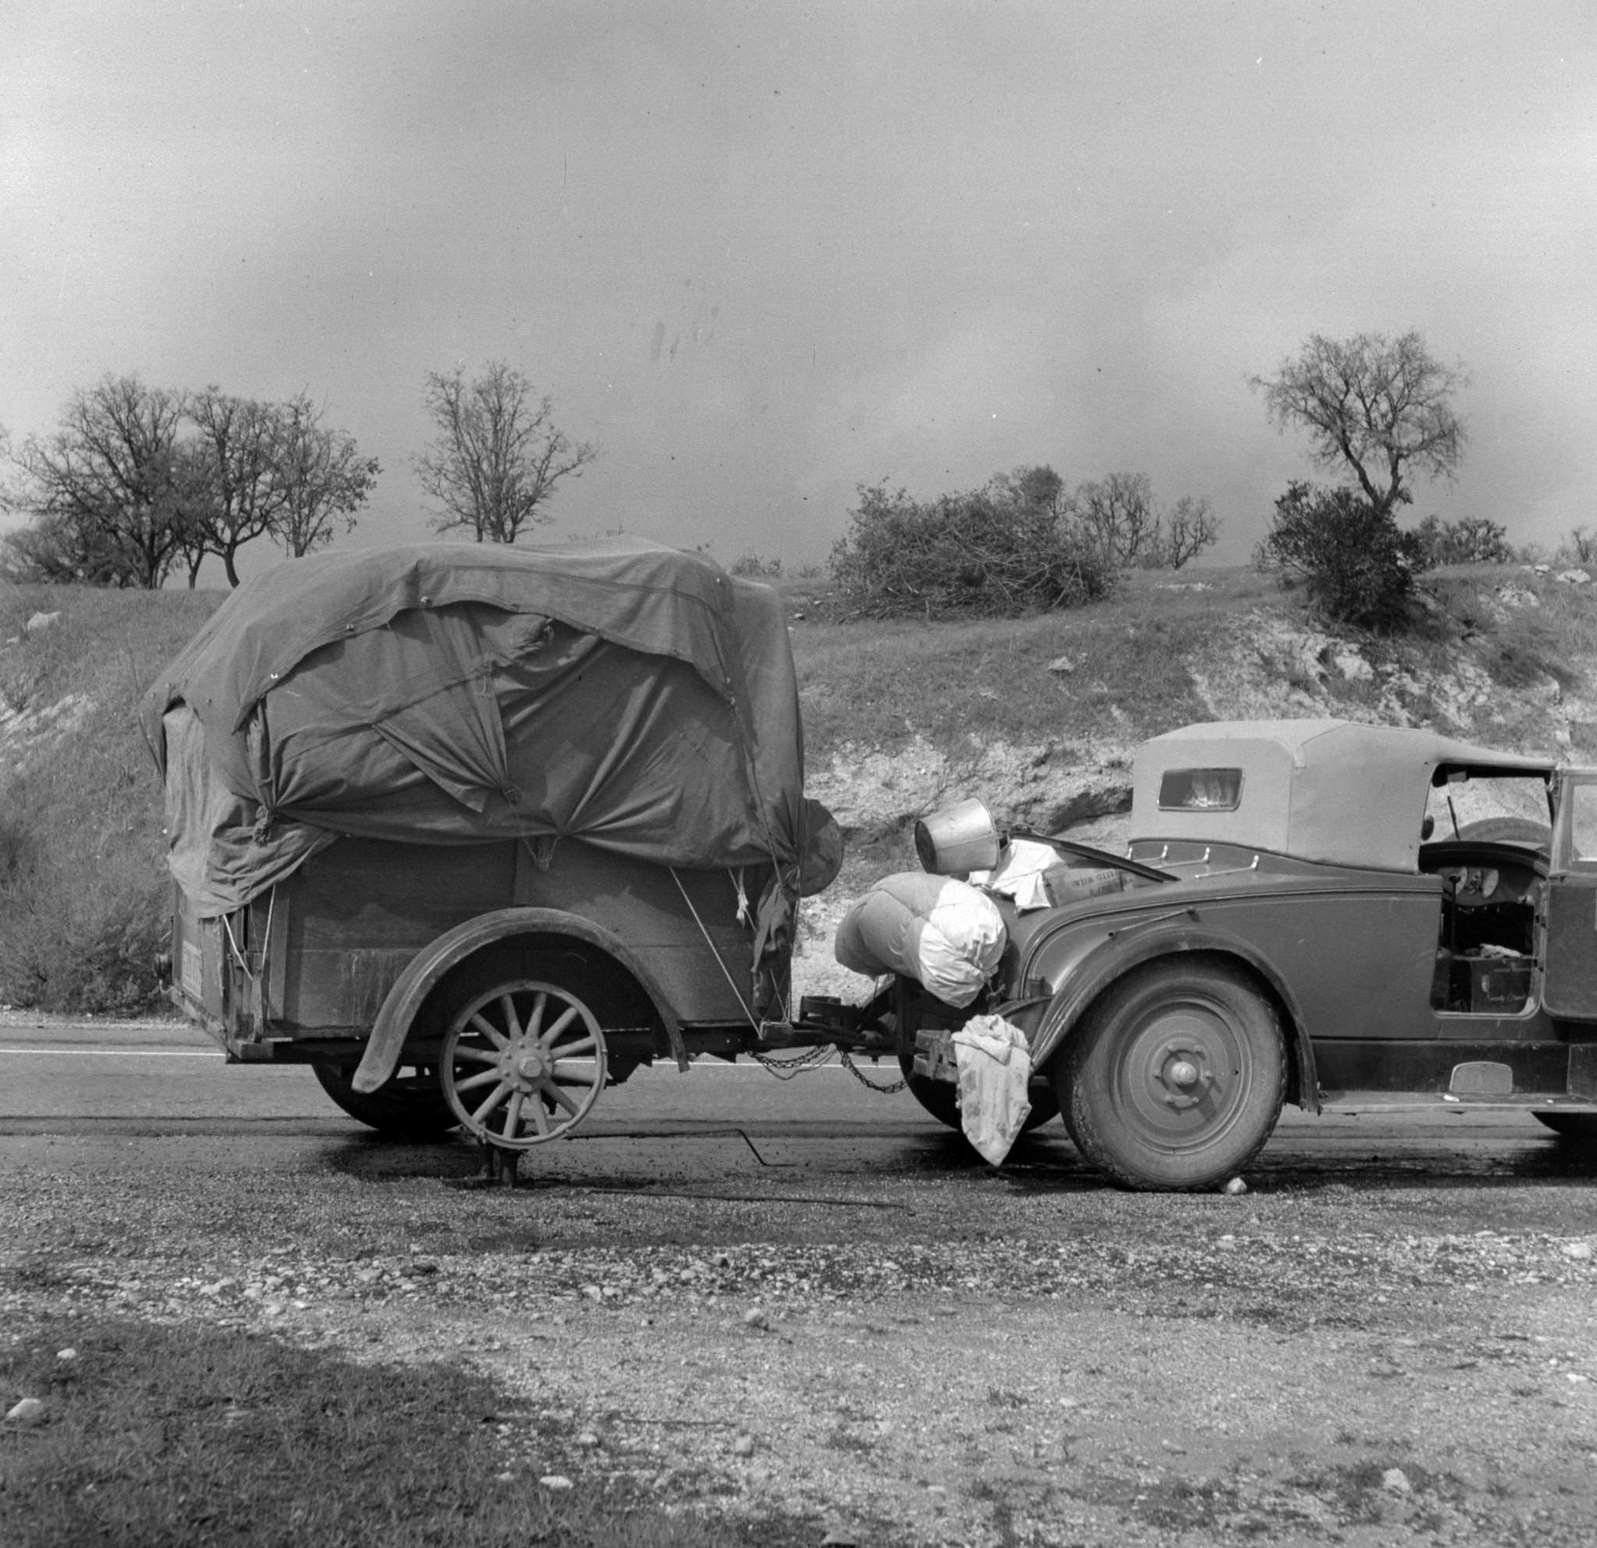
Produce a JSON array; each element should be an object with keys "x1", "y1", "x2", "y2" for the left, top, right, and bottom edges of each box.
[
  {"x1": 1161, "y1": 495, "x2": 1220, "y2": 570},
  {"x1": 270, "y1": 394, "x2": 380, "y2": 558},
  {"x1": 184, "y1": 388, "x2": 291, "y2": 587},
  {"x1": 414, "y1": 361, "x2": 597, "y2": 543},
  {"x1": 1253, "y1": 331, "x2": 1466, "y2": 519},
  {"x1": 1075, "y1": 471, "x2": 1156, "y2": 568},
  {"x1": 9, "y1": 375, "x2": 193, "y2": 587}
]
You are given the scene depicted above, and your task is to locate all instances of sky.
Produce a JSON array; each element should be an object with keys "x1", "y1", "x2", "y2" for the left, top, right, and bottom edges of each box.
[{"x1": 3, "y1": 1, "x2": 1595, "y2": 578}]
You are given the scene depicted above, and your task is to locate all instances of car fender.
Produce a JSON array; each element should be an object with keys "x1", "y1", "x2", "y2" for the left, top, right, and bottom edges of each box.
[
  {"x1": 352, "y1": 907, "x2": 683, "y2": 1094},
  {"x1": 1023, "y1": 913, "x2": 1320, "y2": 1112}
]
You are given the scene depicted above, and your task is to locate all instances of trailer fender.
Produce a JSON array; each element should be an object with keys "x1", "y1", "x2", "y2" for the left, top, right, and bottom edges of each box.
[
  {"x1": 352, "y1": 907, "x2": 683, "y2": 1094},
  {"x1": 1027, "y1": 919, "x2": 1320, "y2": 1114}
]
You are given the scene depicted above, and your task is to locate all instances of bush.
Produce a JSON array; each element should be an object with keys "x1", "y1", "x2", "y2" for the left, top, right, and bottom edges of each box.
[
  {"x1": 0, "y1": 583, "x2": 222, "y2": 1013},
  {"x1": 1413, "y1": 514, "x2": 1514, "y2": 566},
  {"x1": 828, "y1": 482, "x2": 1116, "y2": 619},
  {"x1": 1256, "y1": 481, "x2": 1422, "y2": 631},
  {"x1": 729, "y1": 552, "x2": 783, "y2": 578}
]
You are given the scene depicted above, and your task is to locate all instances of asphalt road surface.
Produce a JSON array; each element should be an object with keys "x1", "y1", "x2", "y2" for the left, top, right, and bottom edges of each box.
[{"x1": 2, "y1": 1016, "x2": 1590, "y2": 1192}]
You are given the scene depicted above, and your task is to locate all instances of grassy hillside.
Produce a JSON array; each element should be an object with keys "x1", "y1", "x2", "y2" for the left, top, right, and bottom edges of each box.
[
  {"x1": 0, "y1": 584, "x2": 222, "y2": 1011},
  {"x1": 3, "y1": 563, "x2": 1595, "y2": 1013}
]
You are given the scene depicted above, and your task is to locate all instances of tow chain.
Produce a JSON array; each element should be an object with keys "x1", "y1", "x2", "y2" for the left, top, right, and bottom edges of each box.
[
  {"x1": 839, "y1": 1049, "x2": 907, "y2": 1093},
  {"x1": 748, "y1": 1045, "x2": 836, "y2": 1080},
  {"x1": 748, "y1": 1045, "x2": 907, "y2": 1093}
]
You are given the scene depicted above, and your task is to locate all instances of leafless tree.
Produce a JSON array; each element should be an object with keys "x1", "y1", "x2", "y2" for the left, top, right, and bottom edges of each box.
[
  {"x1": 1075, "y1": 471, "x2": 1156, "y2": 568},
  {"x1": 184, "y1": 388, "x2": 290, "y2": 587},
  {"x1": 1253, "y1": 331, "x2": 1466, "y2": 519},
  {"x1": 8, "y1": 375, "x2": 193, "y2": 587},
  {"x1": 414, "y1": 361, "x2": 597, "y2": 543},
  {"x1": 1160, "y1": 495, "x2": 1220, "y2": 570},
  {"x1": 270, "y1": 394, "x2": 380, "y2": 559}
]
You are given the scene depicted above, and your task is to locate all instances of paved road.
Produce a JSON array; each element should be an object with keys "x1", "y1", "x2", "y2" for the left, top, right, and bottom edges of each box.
[{"x1": 3, "y1": 1018, "x2": 1592, "y2": 1193}]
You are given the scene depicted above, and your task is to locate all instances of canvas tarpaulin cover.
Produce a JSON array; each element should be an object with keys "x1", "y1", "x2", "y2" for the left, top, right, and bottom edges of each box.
[{"x1": 140, "y1": 539, "x2": 838, "y2": 961}]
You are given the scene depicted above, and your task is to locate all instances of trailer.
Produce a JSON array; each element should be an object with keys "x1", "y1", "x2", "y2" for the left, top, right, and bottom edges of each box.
[{"x1": 142, "y1": 539, "x2": 889, "y2": 1173}]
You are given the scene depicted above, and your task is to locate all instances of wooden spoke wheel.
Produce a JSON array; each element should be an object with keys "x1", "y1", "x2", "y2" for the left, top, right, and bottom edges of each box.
[{"x1": 441, "y1": 978, "x2": 607, "y2": 1148}]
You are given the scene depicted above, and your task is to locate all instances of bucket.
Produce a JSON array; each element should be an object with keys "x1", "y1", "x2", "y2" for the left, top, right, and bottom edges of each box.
[{"x1": 914, "y1": 798, "x2": 1002, "y2": 876}]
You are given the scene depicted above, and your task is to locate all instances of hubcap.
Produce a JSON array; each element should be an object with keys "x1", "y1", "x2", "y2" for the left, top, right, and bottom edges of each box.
[{"x1": 1113, "y1": 1000, "x2": 1248, "y2": 1142}]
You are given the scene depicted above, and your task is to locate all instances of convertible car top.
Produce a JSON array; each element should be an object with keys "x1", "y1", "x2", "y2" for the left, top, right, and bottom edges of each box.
[{"x1": 1132, "y1": 719, "x2": 1553, "y2": 873}]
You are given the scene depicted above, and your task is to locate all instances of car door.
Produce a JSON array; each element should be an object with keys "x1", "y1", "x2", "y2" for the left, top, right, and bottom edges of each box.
[{"x1": 1539, "y1": 770, "x2": 1597, "y2": 1020}]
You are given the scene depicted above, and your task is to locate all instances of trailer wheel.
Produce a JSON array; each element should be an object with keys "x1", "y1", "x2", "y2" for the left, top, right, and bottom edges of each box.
[
  {"x1": 440, "y1": 977, "x2": 608, "y2": 1147},
  {"x1": 1058, "y1": 959, "x2": 1285, "y2": 1191},
  {"x1": 311, "y1": 1059, "x2": 459, "y2": 1138}
]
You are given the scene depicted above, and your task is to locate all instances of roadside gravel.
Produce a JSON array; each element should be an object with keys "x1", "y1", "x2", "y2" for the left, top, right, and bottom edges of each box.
[{"x1": 5, "y1": 1143, "x2": 1597, "y2": 1546}]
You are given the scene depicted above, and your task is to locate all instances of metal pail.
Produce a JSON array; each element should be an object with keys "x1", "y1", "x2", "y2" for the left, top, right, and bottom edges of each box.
[{"x1": 914, "y1": 798, "x2": 1001, "y2": 876}]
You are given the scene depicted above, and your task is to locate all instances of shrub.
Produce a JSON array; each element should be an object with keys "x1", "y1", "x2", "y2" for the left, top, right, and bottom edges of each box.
[
  {"x1": 729, "y1": 552, "x2": 783, "y2": 578},
  {"x1": 1256, "y1": 481, "x2": 1422, "y2": 631},
  {"x1": 828, "y1": 481, "x2": 1116, "y2": 619},
  {"x1": 1413, "y1": 513, "x2": 1514, "y2": 566}
]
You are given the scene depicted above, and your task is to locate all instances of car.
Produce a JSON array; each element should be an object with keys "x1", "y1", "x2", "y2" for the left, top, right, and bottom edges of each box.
[{"x1": 896, "y1": 718, "x2": 1597, "y2": 1189}]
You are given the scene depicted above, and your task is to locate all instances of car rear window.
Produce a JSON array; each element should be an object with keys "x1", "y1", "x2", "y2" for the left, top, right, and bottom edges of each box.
[{"x1": 1158, "y1": 768, "x2": 1242, "y2": 811}]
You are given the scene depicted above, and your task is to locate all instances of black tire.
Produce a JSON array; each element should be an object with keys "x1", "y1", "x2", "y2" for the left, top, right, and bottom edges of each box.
[
  {"x1": 311, "y1": 1059, "x2": 459, "y2": 1138},
  {"x1": 1533, "y1": 1112, "x2": 1597, "y2": 1142},
  {"x1": 896, "y1": 1049, "x2": 1060, "y2": 1134},
  {"x1": 1057, "y1": 959, "x2": 1285, "y2": 1191}
]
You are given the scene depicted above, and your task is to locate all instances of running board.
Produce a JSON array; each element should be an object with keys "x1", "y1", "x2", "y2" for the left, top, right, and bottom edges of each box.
[{"x1": 1318, "y1": 1090, "x2": 1597, "y2": 1115}]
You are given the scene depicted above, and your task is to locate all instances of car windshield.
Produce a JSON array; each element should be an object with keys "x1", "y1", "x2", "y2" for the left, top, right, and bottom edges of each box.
[{"x1": 1422, "y1": 772, "x2": 1550, "y2": 843}]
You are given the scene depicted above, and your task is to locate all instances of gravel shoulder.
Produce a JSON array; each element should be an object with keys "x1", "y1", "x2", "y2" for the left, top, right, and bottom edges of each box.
[{"x1": 4, "y1": 1121, "x2": 1597, "y2": 1546}]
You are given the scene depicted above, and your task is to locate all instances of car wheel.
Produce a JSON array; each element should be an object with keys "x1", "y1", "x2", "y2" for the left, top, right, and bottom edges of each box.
[
  {"x1": 1057, "y1": 959, "x2": 1285, "y2": 1191},
  {"x1": 896, "y1": 1048, "x2": 1060, "y2": 1134},
  {"x1": 311, "y1": 1058, "x2": 459, "y2": 1137},
  {"x1": 1533, "y1": 1112, "x2": 1597, "y2": 1142},
  {"x1": 441, "y1": 977, "x2": 608, "y2": 1148}
]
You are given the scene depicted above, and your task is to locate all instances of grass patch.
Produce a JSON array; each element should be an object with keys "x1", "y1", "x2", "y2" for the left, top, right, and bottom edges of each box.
[
  {"x1": 0, "y1": 584, "x2": 224, "y2": 1013},
  {"x1": 0, "y1": 1314, "x2": 800, "y2": 1548},
  {"x1": 793, "y1": 568, "x2": 1268, "y2": 757}
]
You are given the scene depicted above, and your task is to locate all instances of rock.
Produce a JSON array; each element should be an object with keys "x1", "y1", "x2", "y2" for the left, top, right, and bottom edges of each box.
[
  {"x1": 1561, "y1": 1241, "x2": 1593, "y2": 1261},
  {"x1": 1495, "y1": 584, "x2": 1540, "y2": 610},
  {"x1": 744, "y1": 1306, "x2": 770, "y2": 1330},
  {"x1": 574, "y1": 1430, "x2": 600, "y2": 1448},
  {"x1": 1557, "y1": 569, "x2": 1592, "y2": 586},
  {"x1": 1222, "y1": 1177, "x2": 1248, "y2": 1196},
  {"x1": 24, "y1": 611, "x2": 60, "y2": 634},
  {"x1": 539, "y1": 1474, "x2": 574, "y2": 1490},
  {"x1": 1046, "y1": 654, "x2": 1077, "y2": 675},
  {"x1": 1331, "y1": 650, "x2": 1373, "y2": 682},
  {"x1": 5, "y1": 1397, "x2": 44, "y2": 1426},
  {"x1": 732, "y1": 1432, "x2": 756, "y2": 1457},
  {"x1": 1381, "y1": 1467, "x2": 1413, "y2": 1495},
  {"x1": 56, "y1": 1348, "x2": 77, "y2": 1361}
]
